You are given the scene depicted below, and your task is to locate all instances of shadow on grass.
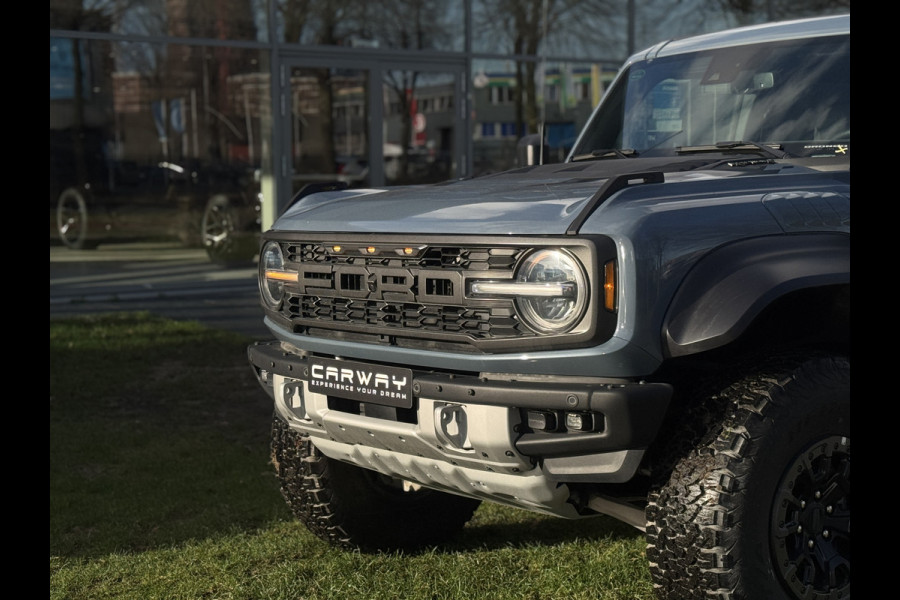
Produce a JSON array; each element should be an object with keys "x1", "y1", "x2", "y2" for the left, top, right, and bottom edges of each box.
[
  {"x1": 455, "y1": 511, "x2": 642, "y2": 551},
  {"x1": 50, "y1": 313, "x2": 289, "y2": 559}
]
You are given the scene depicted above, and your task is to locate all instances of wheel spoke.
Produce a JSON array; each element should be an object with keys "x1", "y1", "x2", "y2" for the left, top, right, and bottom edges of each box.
[{"x1": 772, "y1": 434, "x2": 850, "y2": 597}]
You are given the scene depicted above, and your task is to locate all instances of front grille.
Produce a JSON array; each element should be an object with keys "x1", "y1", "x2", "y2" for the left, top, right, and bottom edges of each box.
[
  {"x1": 264, "y1": 235, "x2": 605, "y2": 353},
  {"x1": 288, "y1": 242, "x2": 520, "y2": 270},
  {"x1": 291, "y1": 296, "x2": 519, "y2": 336}
]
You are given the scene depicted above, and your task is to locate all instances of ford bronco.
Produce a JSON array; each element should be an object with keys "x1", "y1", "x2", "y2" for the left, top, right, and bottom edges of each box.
[{"x1": 248, "y1": 14, "x2": 850, "y2": 600}]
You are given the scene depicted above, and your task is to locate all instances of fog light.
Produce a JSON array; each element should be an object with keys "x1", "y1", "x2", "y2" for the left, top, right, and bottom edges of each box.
[
  {"x1": 527, "y1": 410, "x2": 558, "y2": 431},
  {"x1": 565, "y1": 412, "x2": 594, "y2": 431}
]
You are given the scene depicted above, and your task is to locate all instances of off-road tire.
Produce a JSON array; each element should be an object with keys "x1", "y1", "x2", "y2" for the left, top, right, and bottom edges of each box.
[
  {"x1": 645, "y1": 355, "x2": 850, "y2": 600},
  {"x1": 271, "y1": 413, "x2": 482, "y2": 552},
  {"x1": 56, "y1": 187, "x2": 99, "y2": 249}
]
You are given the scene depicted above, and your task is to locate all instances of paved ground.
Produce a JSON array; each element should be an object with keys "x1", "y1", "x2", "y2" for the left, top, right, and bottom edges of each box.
[{"x1": 50, "y1": 241, "x2": 270, "y2": 339}]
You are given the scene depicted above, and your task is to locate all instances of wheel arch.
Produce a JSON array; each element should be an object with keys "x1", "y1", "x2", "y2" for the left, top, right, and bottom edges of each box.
[{"x1": 662, "y1": 233, "x2": 850, "y2": 358}]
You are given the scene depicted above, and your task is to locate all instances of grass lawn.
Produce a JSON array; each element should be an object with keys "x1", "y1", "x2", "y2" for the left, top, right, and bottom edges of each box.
[{"x1": 50, "y1": 312, "x2": 654, "y2": 600}]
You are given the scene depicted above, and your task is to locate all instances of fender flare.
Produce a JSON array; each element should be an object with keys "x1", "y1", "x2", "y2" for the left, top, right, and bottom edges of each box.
[{"x1": 662, "y1": 233, "x2": 850, "y2": 358}]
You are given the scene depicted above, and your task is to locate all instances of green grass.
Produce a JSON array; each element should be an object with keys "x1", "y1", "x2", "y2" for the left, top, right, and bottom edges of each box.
[{"x1": 50, "y1": 312, "x2": 655, "y2": 600}]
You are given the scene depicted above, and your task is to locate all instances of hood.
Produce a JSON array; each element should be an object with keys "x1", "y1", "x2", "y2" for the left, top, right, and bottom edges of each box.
[{"x1": 272, "y1": 157, "x2": 766, "y2": 235}]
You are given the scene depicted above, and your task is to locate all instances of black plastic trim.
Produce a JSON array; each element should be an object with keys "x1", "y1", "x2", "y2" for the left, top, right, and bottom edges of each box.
[
  {"x1": 566, "y1": 171, "x2": 665, "y2": 235},
  {"x1": 248, "y1": 341, "x2": 672, "y2": 456},
  {"x1": 663, "y1": 233, "x2": 850, "y2": 357},
  {"x1": 514, "y1": 380, "x2": 671, "y2": 456}
]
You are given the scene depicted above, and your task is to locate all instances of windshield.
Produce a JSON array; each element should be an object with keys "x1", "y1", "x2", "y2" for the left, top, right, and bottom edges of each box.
[{"x1": 570, "y1": 34, "x2": 850, "y2": 159}]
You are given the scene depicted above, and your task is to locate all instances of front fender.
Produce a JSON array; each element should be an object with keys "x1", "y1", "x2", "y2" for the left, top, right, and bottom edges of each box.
[{"x1": 662, "y1": 233, "x2": 850, "y2": 357}]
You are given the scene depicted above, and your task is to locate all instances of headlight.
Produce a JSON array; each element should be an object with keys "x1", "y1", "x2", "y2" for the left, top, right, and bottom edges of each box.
[
  {"x1": 259, "y1": 241, "x2": 292, "y2": 308},
  {"x1": 515, "y1": 249, "x2": 588, "y2": 333},
  {"x1": 470, "y1": 248, "x2": 588, "y2": 334}
]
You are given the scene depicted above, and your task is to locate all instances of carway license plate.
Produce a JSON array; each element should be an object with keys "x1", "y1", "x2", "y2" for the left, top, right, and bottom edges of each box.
[{"x1": 308, "y1": 357, "x2": 414, "y2": 408}]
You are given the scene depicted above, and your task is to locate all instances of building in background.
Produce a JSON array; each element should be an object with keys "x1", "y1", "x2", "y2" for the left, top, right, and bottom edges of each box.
[{"x1": 50, "y1": 0, "x2": 849, "y2": 254}]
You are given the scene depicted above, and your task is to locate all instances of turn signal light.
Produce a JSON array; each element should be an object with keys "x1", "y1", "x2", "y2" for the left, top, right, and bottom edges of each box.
[
  {"x1": 265, "y1": 270, "x2": 298, "y2": 282},
  {"x1": 603, "y1": 260, "x2": 617, "y2": 312}
]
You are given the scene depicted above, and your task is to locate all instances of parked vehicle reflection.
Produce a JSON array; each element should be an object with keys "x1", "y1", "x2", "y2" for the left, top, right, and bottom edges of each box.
[{"x1": 50, "y1": 127, "x2": 261, "y2": 265}]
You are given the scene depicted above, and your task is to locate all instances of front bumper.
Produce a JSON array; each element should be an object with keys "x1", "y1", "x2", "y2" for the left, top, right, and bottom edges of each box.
[{"x1": 248, "y1": 340, "x2": 672, "y2": 517}]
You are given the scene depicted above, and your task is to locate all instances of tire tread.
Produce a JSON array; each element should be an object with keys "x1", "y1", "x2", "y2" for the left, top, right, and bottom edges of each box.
[{"x1": 645, "y1": 354, "x2": 850, "y2": 600}]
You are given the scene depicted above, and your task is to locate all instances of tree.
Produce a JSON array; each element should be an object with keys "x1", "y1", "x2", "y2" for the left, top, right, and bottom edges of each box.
[
  {"x1": 367, "y1": 0, "x2": 453, "y2": 181},
  {"x1": 476, "y1": 0, "x2": 622, "y2": 137},
  {"x1": 279, "y1": 0, "x2": 368, "y2": 174},
  {"x1": 708, "y1": 0, "x2": 850, "y2": 22}
]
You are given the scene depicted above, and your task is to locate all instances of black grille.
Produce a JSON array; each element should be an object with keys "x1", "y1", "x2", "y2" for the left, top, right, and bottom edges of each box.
[
  {"x1": 264, "y1": 236, "x2": 607, "y2": 353},
  {"x1": 287, "y1": 243, "x2": 520, "y2": 271},
  {"x1": 272, "y1": 242, "x2": 528, "y2": 346},
  {"x1": 289, "y1": 296, "x2": 519, "y2": 336}
]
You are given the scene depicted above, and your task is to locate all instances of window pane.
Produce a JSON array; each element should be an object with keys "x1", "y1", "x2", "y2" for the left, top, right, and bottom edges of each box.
[
  {"x1": 471, "y1": 58, "x2": 616, "y2": 175},
  {"x1": 275, "y1": 0, "x2": 463, "y2": 51},
  {"x1": 289, "y1": 66, "x2": 370, "y2": 191},
  {"x1": 50, "y1": 0, "x2": 267, "y2": 42},
  {"x1": 471, "y1": 0, "x2": 626, "y2": 60},
  {"x1": 50, "y1": 36, "x2": 268, "y2": 250},
  {"x1": 383, "y1": 70, "x2": 456, "y2": 184}
]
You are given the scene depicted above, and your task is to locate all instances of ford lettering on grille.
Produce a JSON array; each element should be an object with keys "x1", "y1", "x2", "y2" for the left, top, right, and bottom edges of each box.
[
  {"x1": 308, "y1": 357, "x2": 414, "y2": 408},
  {"x1": 298, "y1": 265, "x2": 464, "y2": 303}
]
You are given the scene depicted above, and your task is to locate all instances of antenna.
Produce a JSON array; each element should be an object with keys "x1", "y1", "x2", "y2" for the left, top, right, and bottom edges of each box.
[{"x1": 539, "y1": 123, "x2": 545, "y2": 165}]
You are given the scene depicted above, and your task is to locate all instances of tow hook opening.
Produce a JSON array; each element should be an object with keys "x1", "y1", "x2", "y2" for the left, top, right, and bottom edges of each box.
[
  {"x1": 435, "y1": 404, "x2": 472, "y2": 450},
  {"x1": 282, "y1": 380, "x2": 307, "y2": 419}
]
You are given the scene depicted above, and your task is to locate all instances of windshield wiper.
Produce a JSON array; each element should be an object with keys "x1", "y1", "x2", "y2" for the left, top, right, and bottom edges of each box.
[
  {"x1": 676, "y1": 141, "x2": 790, "y2": 159},
  {"x1": 571, "y1": 148, "x2": 639, "y2": 162}
]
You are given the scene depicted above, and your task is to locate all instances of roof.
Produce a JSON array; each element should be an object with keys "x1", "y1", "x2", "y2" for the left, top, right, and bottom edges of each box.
[{"x1": 632, "y1": 14, "x2": 850, "y2": 63}]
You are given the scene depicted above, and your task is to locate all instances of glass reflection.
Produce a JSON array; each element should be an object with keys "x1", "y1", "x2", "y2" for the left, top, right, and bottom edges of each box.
[
  {"x1": 50, "y1": 35, "x2": 266, "y2": 263},
  {"x1": 276, "y1": 0, "x2": 463, "y2": 51},
  {"x1": 471, "y1": 58, "x2": 617, "y2": 175},
  {"x1": 289, "y1": 67, "x2": 370, "y2": 191},
  {"x1": 50, "y1": 0, "x2": 267, "y2": 42},
  {"x1": 383, "y1": 71, "x2": 456, "y2": 184},
  {"x1": 471, "y1": 0, "x2": 626, "y2": 59}
]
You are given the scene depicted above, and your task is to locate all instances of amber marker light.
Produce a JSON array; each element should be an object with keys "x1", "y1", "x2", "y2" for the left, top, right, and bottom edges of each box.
[
  {"x1": 603, "y1": 260, "x2": 617, "y2": 312},
  {"x1": 394, "y1": 245, "x2": 425, "y2": 256}
]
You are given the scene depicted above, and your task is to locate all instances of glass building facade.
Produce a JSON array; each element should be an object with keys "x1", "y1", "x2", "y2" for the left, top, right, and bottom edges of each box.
[{"x1": 50, "y1": 0, "x2": 847, "y2": 255}]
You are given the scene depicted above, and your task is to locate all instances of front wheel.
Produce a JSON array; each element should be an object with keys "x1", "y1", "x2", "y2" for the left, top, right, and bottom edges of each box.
[
  {"x1": 56, "y1": 187, "x2": 98, "y2": 249},
  {"x1": 201, "y1": 194, "x2": 257, "y2": 266},
  {"x1": 271, "y1": 414, "x2": 482, "y2": 551},
  {"x1": 645, "y1": 356, "x2": 850, "y2": 600}
]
